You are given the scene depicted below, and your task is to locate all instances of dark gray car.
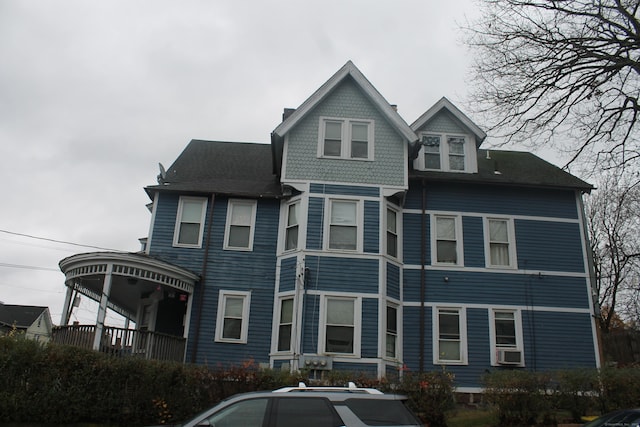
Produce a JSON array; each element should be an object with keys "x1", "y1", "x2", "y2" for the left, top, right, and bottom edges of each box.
[{"x1": 173, "y1": 382, "x2": 423, "y2": 427}]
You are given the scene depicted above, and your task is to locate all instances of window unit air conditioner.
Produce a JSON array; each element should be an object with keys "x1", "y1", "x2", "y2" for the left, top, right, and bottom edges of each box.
[{"x1": 497, "y1": 349, "x2": 522, "y2": 365}]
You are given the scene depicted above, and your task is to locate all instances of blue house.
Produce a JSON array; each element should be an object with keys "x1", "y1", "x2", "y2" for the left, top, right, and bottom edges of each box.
[{"x1": 57, "y1": 61, "x2": 600, "y2": 391}]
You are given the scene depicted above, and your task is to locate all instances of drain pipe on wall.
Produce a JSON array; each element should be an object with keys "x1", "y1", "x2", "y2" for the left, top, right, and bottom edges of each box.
[
  {"x1": 419, "y1": 179, "x2": 426, "y2": 373},
  {"x1": 190, "y1": 193, "x2": 215, "y2": 363}
]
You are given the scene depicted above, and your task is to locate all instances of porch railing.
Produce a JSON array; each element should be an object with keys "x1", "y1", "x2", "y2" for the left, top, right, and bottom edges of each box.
[{"x1": 52, "y1": 324, "x2": 186, "y2": 363}]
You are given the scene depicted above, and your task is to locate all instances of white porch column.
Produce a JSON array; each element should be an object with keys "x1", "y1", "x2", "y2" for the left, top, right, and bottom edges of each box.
[
  {"x1": 93, "y1": 264, "x2": 114, "y2": 351},
  {"x1": 60, "y1": 283, "x2": 74, "y2": 326}
]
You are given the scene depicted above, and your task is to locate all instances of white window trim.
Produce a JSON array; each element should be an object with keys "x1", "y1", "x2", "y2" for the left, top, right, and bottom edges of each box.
[
  {"x1": 414, "y1": 132, "x2": 475, "y2": 172},
  {"x1": 385, "y1": 203, "x2": 402, "y2": 260},
  {"x1": 489, "y1": 308, "x2": 525, "y2": 367},
  {"x1": 384, "y1": 302, "x2": 399, "y2": 360},
  {"x1": 273, "y1": 296, "x2": 295, "y2": 354},
  {"x1": 324, "y1": 198, "x2": 363, "y2": 253},
  {"x1": 215, "y1": 290, "x2": 251, "y2": 343},
  {"x1": 319, "y1": 295, "x2": 362, "y2": 357},
  {"x1": 431, "y1": 214, "x2": 464, "y2": 267},
  {"x1": 433, "y1": 306, "x2": 468, "y2": 365},
  {"x1": 483, "y1": 216, "x2": 518, "y2": 269},
  {"x1": 317, "y1": 116, "x2": 374, "y2": 161},
  {"x1": 223, "y1": 199, "x2": 257, "y2": 251},
  {"x1": 173, "y1": 196, "x2": 208, "y2": 248}
]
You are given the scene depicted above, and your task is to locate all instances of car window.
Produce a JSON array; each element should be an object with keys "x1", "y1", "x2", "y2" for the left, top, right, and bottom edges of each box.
[
  {"x1": 272, "y1": 397, "x2": 343, "y2": 427},
  {"x1": 205, "y1": 397, "x2": 268, "y2": 427},
  {"x1": 344, "y1": 398, "x2": 421, "y2": 426}
]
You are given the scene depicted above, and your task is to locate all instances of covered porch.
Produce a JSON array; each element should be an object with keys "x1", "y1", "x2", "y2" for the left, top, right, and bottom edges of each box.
[{"x1": 54, "y1": 252, "x2": 199, "y2": 363}]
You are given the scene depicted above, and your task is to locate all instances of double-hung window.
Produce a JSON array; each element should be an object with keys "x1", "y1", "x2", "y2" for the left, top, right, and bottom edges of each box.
[
  {"x1": 277, "y1": 298, "x2": 294, "y2": 352},
  {"x1": 215, "y1": 291, "x2": 251, "y2": 343},
  {"x1": 433, "y1": 215, "x2": 462, "y2": 265},
  {"x1": 386, "y1": 207, "x2": 399, "y2": 258},
  {"x1": 284, "y1": 201, "x2": 300, "y2": 251},
  {"x1": 386, "y1": 304, "x2": 398, "y2": 359},
  {"x1": 434, "y1": 307, "x2": 467, "y2": 364},
  {"x1": 323, "y1": 297, "x2": 360, "y2": 355},
  {"x1": 416, "y1": 133, "x2": 469, "y2": 172},
  {"x1": 485, "y1": 217, "x2": 516, "y2": 268},
  {"x1": 224, "y1": 199, "x2": 257, "y2": 251},
  {"x1": 319, "y1": 117, "x2": 373, "y2": 160},
  {"x1": 173, "y1": 196, "x2": 207, "y2": 247},
  {"x1": 490, "y1": 309, "x2": 524, "y2": 366},
  {"x1": 328, "y1": 199, "x2": 359, "y2": 251}
]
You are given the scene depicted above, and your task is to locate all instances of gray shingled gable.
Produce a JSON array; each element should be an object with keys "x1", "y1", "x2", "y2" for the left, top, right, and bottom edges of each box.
[
  {"x1": 410, "y1": 149, "x2": 592, "y2": 191},
  {"x1": 146, "y1": 140, "x2": 283, "y2": 198},
  {"x1": 0, "y1": 304, "x2": 48, "y2": 329}
]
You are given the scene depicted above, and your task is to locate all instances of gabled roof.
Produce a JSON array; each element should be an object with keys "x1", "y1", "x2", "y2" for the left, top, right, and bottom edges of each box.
[
  {"x1": 0, "y1": 304, "x2": 49, "y2": 329},
  {"x1": 145, "y1": 140, "x2": 282, "y2": 199},
  {"x1": 272, "y1": 61, "x2": 418, "y2": 143},
  {"x1": 410, "y1": 149, "x2": 592, "y2": 191},
  {"x1": 411, "y1": 97, "x2": 487, "y2": 147}
]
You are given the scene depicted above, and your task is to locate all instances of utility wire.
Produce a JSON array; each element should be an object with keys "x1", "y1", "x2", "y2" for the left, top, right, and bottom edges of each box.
[
  {"x1": 0, "y1": 229, "x2": 122, "y2": 252},
  {"x1": 0, "y1": 262, "x2": 59, "y2": 272}
]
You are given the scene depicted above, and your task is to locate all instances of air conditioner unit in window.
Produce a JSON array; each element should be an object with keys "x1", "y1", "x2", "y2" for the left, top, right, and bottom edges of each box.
[{"x1": 497, "y1": 349, "x2": 522, "y2": 365}]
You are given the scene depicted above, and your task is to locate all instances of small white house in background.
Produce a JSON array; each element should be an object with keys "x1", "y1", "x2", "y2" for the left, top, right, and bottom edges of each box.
[{"x1": 0, "y1": 303, "x2": 53, "y2": 342}]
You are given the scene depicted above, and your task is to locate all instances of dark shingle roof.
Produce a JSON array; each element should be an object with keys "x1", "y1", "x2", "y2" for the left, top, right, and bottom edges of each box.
[
  {"x1": 410, "y1": 149, "x2": 592, "y2": 191},
  {"x1": 146, "y1": 140, "x2": 283, "y2": 198},
  {"x1": 0, "y1": 304, "x2": 48, "y2": 329}
]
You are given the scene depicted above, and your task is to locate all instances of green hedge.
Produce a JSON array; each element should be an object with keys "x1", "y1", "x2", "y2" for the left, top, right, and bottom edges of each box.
[
  {"x1": 482, "y1": 366, "x2": 640, "y2": 426},
  {"x1": 0, "y1": 334, "x2": 454, "y2": 426}
]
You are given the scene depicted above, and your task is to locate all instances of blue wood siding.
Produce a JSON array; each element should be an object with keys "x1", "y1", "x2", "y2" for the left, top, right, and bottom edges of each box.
[
  {"x1": 403, "y1": 270, "x2": 590, "y2": 310},
  {"x1": 386, "y1": 263, "x2": 400, "y2": 300},
  {"x1": 301, "y1": 293, "x2": 321, "y2": 354},
  {"x1": 402, "y1": 306, "x2": 432, "y2": 371},
  {"x1": 403, "y1": 213, "x2": 429, "y2": 266},
  {"x1": 332, "y1": 362, "x2": 378, "y2": 376},
  {"x1": 306, "y1": 197, "x2": 324, "y2": 250},
  {"x1": 279, "y1": 256, "x2": 298, "y2": 292},
  {"x1": 362, "y1": 298, "x2": 379, "y2": 358},
  {"x1": 305, "y1": 256, "x2": 379, "y2": 294},
  {"x1": 364, "y1": 200, "x2": 380, "y2": 254},
  {"x1": 462, "y1": 216, "x2": 485, "y2": 268},
  {"x1": 522, "y1": 311, "x2": 597, "y2": 370},
  {"x1": 516, "y1": 219, "x2": 585, "y2": 272},
  {"x1": 178, "y1": 196, "x2": 279, "y2": 366},
  {"x1": 405, "y1": 182, "x2": 579, "y2": 219},
  {"x1": 310, "y1": 183, "x2": 380, "y2": 197}
]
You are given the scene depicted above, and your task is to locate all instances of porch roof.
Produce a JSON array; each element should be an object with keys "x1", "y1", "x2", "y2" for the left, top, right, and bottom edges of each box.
[{"x1": 59, "y1": 252, "x2": 199, "y2": 320}]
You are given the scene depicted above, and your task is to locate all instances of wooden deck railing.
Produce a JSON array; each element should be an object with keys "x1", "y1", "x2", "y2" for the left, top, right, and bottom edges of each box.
[{"x1": 52, "y1": 324, "x2": 186, "y2": 363}]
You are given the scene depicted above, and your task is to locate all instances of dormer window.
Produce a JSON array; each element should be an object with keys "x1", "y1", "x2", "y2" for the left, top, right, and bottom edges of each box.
[
  {"x1": 415, "y1": 133, "x2": 472, "y2": 172},
  {"x1": 318, "y1": 117, "x2": 374, "y2": 160}
]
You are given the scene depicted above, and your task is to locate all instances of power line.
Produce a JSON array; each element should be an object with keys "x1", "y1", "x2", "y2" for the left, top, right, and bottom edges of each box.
[
  {"x1": 0, "y1": 262, "x2": 59, "y2": 272},
  {"x1": 0, "y1": 229, "x2": 122, "y2": 252}
]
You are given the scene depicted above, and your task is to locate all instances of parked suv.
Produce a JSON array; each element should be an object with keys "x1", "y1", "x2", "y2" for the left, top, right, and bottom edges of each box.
[{"x1": 175, "y1": 382, "x2": 422, "y2": 427}]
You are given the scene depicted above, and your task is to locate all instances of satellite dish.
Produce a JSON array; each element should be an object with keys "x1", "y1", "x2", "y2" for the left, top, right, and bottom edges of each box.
[{"x1": 157, "y1": 163, "x2": 167, "y2": 184}]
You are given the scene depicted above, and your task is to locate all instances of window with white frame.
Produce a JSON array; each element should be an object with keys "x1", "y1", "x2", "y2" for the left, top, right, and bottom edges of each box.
[
  {"x1": 322, "y1": 297, "x2": 360, "y2": 355},
  {"x1": 328, "y1": 199, "x2": 359, "y2": 251},
  {"x1": 173, "y1": 197, "x2": 207, "y2": 247},
  {"x1": 490, "y1": 309, "x2": 524, "y2": 366},
  {"x1": 319, "y1": 117, "x2": 373, "y2": 160},
  {"x1": 485, "y1": 217, "x2": 517, "y2": 268},
  {"x1": 433, "y1": 215, "x2": 462, "y2": 265},
  {"x1": 386, "y1": 304, "x2": 398, "y2": 359},
  {"x1": 284, "y1": 201, "x2": 299, "y2": 251},
  {"x1": 434, "y1": 307, "x2": 467, "y2": 364},
  {"x1": 215, "y1": 291, "x2": 251, "y2": 343},
  {"x1": 386, "y1": 207, "x2": 399, "y2": 258},
  {"x1": 224, "y1": 199, "x2": 257, "y2": 250},
  {"x1": 277, "y1": 297, "x2": 294, "y2": 352},
  {"x1": 415, "y1": 133, "x2": 470, "y2": 172}
]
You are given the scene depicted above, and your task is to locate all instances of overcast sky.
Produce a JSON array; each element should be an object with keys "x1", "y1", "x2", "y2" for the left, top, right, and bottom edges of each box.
[{"x1": 0, "y1": 0, "x2": 565, "y2": 326}]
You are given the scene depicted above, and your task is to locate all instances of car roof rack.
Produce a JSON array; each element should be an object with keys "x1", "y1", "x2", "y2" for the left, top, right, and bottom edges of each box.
[{"x1": 273, "y1": 382, "x2": 383, "y2": 395}]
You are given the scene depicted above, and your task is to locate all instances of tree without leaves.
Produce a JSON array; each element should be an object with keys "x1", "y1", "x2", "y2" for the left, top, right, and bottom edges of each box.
[
  {"x1": 586, "y1": 173, "x2": 640, "y2": 332},
  {"x1": 464, "y1": 0, "x2": 640, "y2": 170}
]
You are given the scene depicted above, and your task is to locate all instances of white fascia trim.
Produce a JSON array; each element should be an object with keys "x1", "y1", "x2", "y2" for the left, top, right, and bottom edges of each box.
[
  {"x1": 146, "y1": 191, "x2": 160, "y2": 254},
  {"x1": 402, "y1": 209, "x2": 582, "y2": 224},
  {"x1": 411, "y1": 97, "x2": 486, "y2": 145},
  {"x1": 403, "y1": 300, "x2": 592, "y2": 314}
]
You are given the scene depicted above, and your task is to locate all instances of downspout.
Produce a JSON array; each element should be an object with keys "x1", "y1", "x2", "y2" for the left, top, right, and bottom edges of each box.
[
  {"x1": 419, "y1": 179, "x2": 426, "y2": 373},
  {"x1": 190, "y1": 193, "x2": 215, "y2": 363}
]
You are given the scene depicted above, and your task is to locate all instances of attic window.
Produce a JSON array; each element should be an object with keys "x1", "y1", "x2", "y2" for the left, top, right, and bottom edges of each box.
[
  {"x1": 415, "y1": 133, "x2": 471, "y2": 173},
  {"x1": 318, "y1": 117, "x2": 374, "y2": 161}
]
